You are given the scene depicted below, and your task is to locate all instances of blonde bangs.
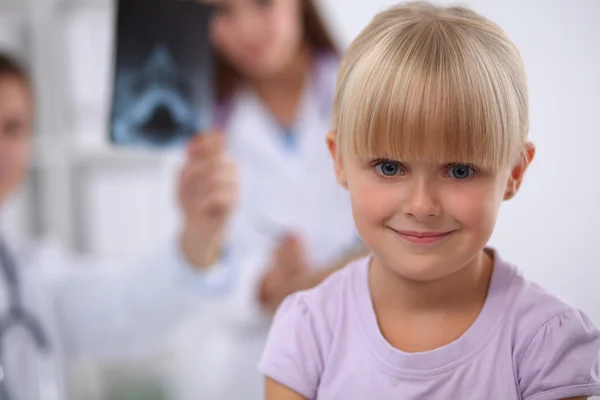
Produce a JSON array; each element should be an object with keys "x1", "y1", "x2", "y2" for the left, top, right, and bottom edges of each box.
[{"x1": 333, "y1": 3, "x2": 528, "y2": 172}]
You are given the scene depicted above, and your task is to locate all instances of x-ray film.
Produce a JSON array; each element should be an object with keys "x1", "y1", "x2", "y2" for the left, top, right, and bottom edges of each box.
[{"x1": 110, "y1": 0, "x2": 213, "y2": 148}]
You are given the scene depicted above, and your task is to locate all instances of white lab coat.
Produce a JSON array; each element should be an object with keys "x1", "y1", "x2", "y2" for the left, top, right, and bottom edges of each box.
[
  {"x1": 167, "y1": 53, "x2": 359, "y2": 400},
  {"x1": 0, "y1": 227, "x2": 231, "y2": 400}
]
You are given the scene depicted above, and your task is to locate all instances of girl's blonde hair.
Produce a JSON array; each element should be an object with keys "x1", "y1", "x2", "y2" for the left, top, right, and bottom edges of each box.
[{"x1": 333, "y1": 1, "x2": 528, "y2": 172}]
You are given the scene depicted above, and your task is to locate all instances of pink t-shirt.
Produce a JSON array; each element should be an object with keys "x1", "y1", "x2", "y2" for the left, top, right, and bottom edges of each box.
[{"x1": 259, "y1": 252, "x2": 600, "y2": 399}]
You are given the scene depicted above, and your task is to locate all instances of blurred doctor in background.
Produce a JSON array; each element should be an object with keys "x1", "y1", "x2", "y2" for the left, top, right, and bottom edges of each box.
[
  {"x1": 0, "y1": 53, "x2": 233, "y2": 400},
  {"x1": 168, "y1": 0, "x2": 366, "y2": 398}
]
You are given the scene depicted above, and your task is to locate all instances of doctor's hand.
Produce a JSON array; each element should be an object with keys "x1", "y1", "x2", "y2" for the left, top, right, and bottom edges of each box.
[
  {"x1": 179, "y1": 132, "x2": 239, "y2": 268},
  {"x1": 258, "y1": 233, "x2": 311, "y2": 313},
  {"x1": 258, "y1": 235, "x2": 370, "y2": 313}
]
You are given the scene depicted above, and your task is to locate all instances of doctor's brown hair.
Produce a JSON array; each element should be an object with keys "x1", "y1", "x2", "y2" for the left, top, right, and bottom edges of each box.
[
  {"x1": 215, "y1": 0, "x2": 339, "y2": 103},
  {"x1": 0, "y1": 53, "x2": 30, "y2": 86}
]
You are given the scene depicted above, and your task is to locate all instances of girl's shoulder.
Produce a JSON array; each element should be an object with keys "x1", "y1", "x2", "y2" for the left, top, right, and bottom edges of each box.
[
  {"x1": 259, "y1": 257, "x2": 367, "y2": 398},
  {"x1": 499, "y1": 256, "x2": 594, "y2": 339},
  {"x1": 494, "y1": 256, "x2": 600, "y2": 398},
  {"x1": 264, "y1": 255, "x2": 367, "y2": 351},
  {"x1": 284, "y1": 255, "x2": 367, "y2": 320}
]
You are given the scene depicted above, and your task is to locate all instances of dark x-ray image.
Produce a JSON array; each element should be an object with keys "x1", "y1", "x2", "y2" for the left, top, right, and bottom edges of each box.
[{"x1": 110, "y1": 0, "x2": 213, "y2": 148}]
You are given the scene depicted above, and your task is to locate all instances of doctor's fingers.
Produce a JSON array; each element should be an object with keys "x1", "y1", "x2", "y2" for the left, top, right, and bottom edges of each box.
[
  {"x1": 183, "y1": 165, "x2": 238, "y2": 198},
  {"x1": 181, "y1": 153, "x2": 237, "y2": 185},
  {"x1": 188, "y1": 131, "x2": 226, "y2": 158},
  {"x1": 181, "y1": 169, "x2": 237, "y2": 215},
  {"x1": 276, "y1": 234, "x2": 306, "y2": 260}
]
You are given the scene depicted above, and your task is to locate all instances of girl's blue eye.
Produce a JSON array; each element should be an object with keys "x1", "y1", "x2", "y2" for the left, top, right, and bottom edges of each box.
[
  {"x1": 375, "y1": 161, "x2": 402, "y2": 177},
  {"x1": 447, "y1": 164, "x2": 475, "y2": 180}
]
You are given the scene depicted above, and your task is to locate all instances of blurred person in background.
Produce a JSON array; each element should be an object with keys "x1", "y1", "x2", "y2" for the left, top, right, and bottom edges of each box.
[
  {"x1": 0, "y1": 52, "x2": 233, "y2": 400},
  {"x1": 168, "y1": 0, "x2": 366, "y2": 398}
]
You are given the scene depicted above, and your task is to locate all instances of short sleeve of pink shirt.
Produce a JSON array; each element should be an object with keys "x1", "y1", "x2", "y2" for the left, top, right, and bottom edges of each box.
[{"x1": 258, "y1": 253, "x2": 600, "y2": 400}]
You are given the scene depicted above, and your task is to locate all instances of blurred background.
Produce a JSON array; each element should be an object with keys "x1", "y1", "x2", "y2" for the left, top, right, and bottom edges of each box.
[{"x1": 0, "y1": 0, "x2": 599, "y2": 399}]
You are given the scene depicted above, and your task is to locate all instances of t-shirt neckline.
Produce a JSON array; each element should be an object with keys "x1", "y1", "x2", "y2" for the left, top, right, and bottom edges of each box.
[{"x1": 352, "y1": 249, "x2": 517, "y2": 376}]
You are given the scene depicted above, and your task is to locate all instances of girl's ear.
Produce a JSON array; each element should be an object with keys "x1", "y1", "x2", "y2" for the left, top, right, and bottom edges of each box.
[
  {"x1": 326, "y1": 130, "x2": 348, "y2": 189},
  {"x1": 504, "y1": 142, "x2": 536, "y2": 201}
]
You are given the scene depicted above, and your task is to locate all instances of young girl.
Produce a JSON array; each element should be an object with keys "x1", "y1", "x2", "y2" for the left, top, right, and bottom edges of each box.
[{"x1": 258, "y1": 2, "x2": 600, "y2": 399}]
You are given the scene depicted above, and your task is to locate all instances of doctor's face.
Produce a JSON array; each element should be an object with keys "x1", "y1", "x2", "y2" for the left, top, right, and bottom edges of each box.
[
  {"x1": 210, "y1": 0, "x2": 305, "y2": 79},
  {"x1": 0, "y1": 76, "x2": 33, "y2": 206}
]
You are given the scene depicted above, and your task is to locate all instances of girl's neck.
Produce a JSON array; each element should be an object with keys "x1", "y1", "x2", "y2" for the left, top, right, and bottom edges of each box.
[
  {"x1": 370, "y1": 249, "x2": 494, "y2": 315},
  {"x1": 249, "y1": 45, "x2": 313, "y2": 128}
]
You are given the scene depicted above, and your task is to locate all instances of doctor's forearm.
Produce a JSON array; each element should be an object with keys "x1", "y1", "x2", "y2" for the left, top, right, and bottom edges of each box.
[{"x1": 260, "y1": 243, "x2": 370, "y2": 313}]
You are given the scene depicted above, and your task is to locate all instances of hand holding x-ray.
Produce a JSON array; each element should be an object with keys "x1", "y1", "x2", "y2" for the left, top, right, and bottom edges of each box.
[{"x1": 109, "y1": 0, "x2": 214, "y2": 148}]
